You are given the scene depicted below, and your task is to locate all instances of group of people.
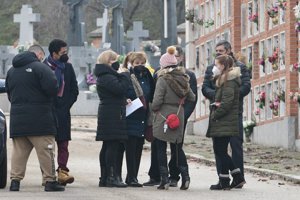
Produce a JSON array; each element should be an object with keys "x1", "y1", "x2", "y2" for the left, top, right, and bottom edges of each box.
[{"x1": 4, "y1": 39, "x2": 250, "y2": 192}]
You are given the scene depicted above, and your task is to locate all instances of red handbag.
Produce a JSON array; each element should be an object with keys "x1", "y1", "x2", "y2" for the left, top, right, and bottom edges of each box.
[{"x1": 159, "y1": 98, "x2": 185, "y2": 131}]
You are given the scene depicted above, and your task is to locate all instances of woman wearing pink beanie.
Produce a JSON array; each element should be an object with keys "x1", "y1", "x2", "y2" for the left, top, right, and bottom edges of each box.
[{"x1": 151, "y1": 46, "x2": 196, "y2": 190}]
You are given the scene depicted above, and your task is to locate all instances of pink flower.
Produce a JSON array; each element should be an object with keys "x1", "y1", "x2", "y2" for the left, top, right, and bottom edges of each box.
[{"x1": 255, "y1": 108, "x2": 260, "y2": 115}]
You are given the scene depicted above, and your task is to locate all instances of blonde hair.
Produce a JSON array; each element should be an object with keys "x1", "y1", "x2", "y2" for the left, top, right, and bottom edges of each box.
[{"x1": 97, "y1": 50, "x2": 118, "y2": 65}]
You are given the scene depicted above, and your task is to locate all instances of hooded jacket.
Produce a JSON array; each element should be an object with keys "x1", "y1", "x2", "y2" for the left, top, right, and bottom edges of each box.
[
  {"x1": 206, "y1": 67, "x2": 241, "y2": 138},
  {"x1": 94, "y1": 64, "x2": 130, "y2": 141},
  {"x1": 5, "y1": 51, "x2": 58, "y2": 138},
  {"x1": 152, "y1": 67, "x2": 195, "y2": 143}
]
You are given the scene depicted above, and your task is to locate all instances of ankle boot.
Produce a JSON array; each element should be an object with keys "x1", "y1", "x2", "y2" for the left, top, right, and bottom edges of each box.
[
  {"x1": 99, "y1": 167, "x2": 106, "y2": 187},
  {"x1": 106, "y1": 167, "x2": 127, "y2": 188},
  {"x1": 210, "y1": 174, "x2": 230, "y2": 190},
  {"x1": 58, "y1": 169, "x2": 74, "y2": 185},
  {"x1": 230, "y1": 169, "x2": 246, "y2": 188},
  {"x1": 179, "y1": 166, "x2": 190, "y2": 190},
  {"x1": 157, "y1": 167, "x2": 169, "y2": 190}
]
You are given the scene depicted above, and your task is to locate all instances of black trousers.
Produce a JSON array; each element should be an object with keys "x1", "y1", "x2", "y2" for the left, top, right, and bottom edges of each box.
[
  {"x1": 147, "y1": 139, "x2": 160, "y2": 181},
  {"x1": 213, "y1": 137, "x2": 235, "y2": 175},
  {"x1": 215, "y1": 114, "x2": 244, "y2": 176},
  {"x1": 125, "y1": 136, "x2": 144, "y2": 181},
  {"x1": 168, "y1": 118, "x2": 188, "y2": 180},
  {"x1": 99, "y1": 140, "x2": 124, "y2": 178},
  {"x1": 156, "y1": 139, "x2": 188, "y2": 175}
]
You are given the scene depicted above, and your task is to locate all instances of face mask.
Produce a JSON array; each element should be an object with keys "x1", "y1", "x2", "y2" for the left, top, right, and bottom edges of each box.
[
  {"x1": 111, "y1": 61, "x2": 120, "y2": 71},
  {"x1": 134, "y1": 65, "x2": 145, "y2": 72},
  {"x1": 212, "y1": 65, "x2": 221, "y2": 76},
  {"x1": 59, "y1": 54, "x2": 69, "y2": 63}
]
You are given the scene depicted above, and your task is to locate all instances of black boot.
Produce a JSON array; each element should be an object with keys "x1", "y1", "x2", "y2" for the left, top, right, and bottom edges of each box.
[
  {"x1": 157, "y1": 167, "x2": 169, "y2": 190},
  {"x1": 44, "y1": 181, "x2": 65, "y2": 192},
  {"x1": 210, "y1": 175, "x2": 230, "y2": 190},
  {"x1": 230, "y1": 169, "x2": 246, "y2": 189},
  {"x1": 10, "y1": 180, "x2": 20, "y2": 191},
  {"x1": 179, "y1": 166, "x2": 190, "y2": 190},
  {"x1": 143, "y1": 178, "x2": 160, "y2": 186},
  {"x1": 106, "y1": 167, "x2": 127, "y2": 188},
  {"x1": 99, "y1": 167, "x2": 106, "y2": 187}
]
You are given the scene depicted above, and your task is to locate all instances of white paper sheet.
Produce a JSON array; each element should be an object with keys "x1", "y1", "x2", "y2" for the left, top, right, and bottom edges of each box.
[{"x1": 126, "y1": 98, "x2": 143, "y2": 117}]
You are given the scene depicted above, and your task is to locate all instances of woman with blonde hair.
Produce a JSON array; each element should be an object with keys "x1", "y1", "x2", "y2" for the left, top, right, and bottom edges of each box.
[
  {"x1": 206, "y1": 55, "x2": 246, "y2": 190},
  {"x1": 121, "y1": 51, "x2": 155, "y2": 187},
  {"x1": 94, "y1": 50, "x2": 130, "y2": 187}
]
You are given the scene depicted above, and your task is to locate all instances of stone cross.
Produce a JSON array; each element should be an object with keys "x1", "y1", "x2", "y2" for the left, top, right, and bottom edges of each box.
[
  {"x1": 63, "y1": 0, "x2": 87, "y2": 46},
  {"x1": 127, "y1": 21, "x2": 149, "y2": 51},
  {"x1": 97, "y1": 6, "x2": 109, "y2": 44},
  {"x1": 13, "y1": 4, "x2": 40, "y2": 46}
]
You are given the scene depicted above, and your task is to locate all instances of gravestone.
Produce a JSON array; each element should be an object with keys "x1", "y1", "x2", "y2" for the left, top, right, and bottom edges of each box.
[
  {"x1": 127, "y1": 21, "x2": 149, "y2": 51},
  {"x1": 0, "y1": 46, "x2": 14, "y2": 78},
  {"x1": 97, "y1": 5, "x2": 109, "y2": 45},
  {"x1": 13, "y1": 4, "x2": 40, "y2": 46},
  {"x1": 102, "y1": 0, "x2": 127, "y2": 54},
  {"x1": 63, "y1": 0, "x2": 87, "y2": 46}
]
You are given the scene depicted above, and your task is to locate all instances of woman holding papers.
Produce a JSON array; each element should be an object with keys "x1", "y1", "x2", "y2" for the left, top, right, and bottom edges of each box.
[
  {"x1": 122, "y1": 52, "x2": 155, "y2": 187},
  {"x1": 94, "y1": 50, "x2": 130, "y2": 188},
  {"x1": 152, "y1": 46, "x2": 195, "y2": 190}
]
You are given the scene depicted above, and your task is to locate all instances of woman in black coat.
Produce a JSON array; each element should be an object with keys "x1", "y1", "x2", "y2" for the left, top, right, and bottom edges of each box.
[{"x1": 94, "y1": 50, "x2": 130, "y2": 187}]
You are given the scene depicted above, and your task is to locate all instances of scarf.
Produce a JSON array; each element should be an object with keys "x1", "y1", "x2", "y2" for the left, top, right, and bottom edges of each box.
[
  {"x1": 159, "y1": 68, "x2": 190, "y2": 98},
  {"x1": 46, "y1": 55, "x2": 65, "y2": 97},
  {"x1": 130, "y1": 73, "x2": 147, "y2": 109}
]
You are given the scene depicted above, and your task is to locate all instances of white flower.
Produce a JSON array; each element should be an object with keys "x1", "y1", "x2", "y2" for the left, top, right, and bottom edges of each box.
[{"x1": 293, "y1": 5, "x2": 300, "y2": 20}]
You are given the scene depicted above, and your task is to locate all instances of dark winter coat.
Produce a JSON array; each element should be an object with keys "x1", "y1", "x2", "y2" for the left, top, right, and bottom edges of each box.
[
  {"x1": 44, "y1": 61, "x2": 79, "y2": 141},
  {"x1": 152, "y1": 67, "x2": 195, "y2": 143},
  {"x1": 206, "y1": 67, "x2": 241, "y2": 137},
  {"x1": 125, "y1": 67, "x2": 155, "y2": 138},
  {"x1": 94, "y1": 64, "x2": 130, "y2": 141},
  {"x1": 202, "y1": 60, "x2": 251, "y2": 114},
  {"x1": 184, "y1": 69, "x2": 198, "y2": 120},
  {"x1": 5, "y1": 51, "x2": 58, "y2": 138}
]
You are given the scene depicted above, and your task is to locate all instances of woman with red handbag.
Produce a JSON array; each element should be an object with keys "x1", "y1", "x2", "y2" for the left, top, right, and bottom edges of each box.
[{"x1": 152, "y1": 46, "x2": 195, "y2": 190}]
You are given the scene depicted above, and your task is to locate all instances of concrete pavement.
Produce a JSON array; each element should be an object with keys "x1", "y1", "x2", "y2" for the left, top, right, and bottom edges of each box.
[{"x1": 1, "y1": 131, "x2": 300, "y2": 200}]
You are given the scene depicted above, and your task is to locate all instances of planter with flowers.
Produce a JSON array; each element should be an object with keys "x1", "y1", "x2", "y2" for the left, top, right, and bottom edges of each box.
[
  {"x1": 267, "y1": 5, "x2": 279, "y2": 24},
  {"x1": 268, "y1": 48, "x2": 279, "y2": 71},
  {"x1": 86, "y1": 73, "x2": 97, "y2": 92},
  {"x1": 277, "y1": 89, "x2": 285, "y2": 102},
  {"x1": 204, "y1": 19, "x2": 214, "y2": 28},
  {"x1": 289, "y1": 92, "x2": 300, "y2": 104},
  {"x1": 258, "y1": 56, "x2": 266, "y2": 73},
  {"x1": 243, "y1": 119, "x2": 256, "y2": 142},
  {"x1": 277, "y1": 0, "x2": 287, "y2": 10},
  {"x1": 292, "y1": 63, "x2": 300, "y2": 72},
  {"x1": 255, "y1": 91, "x2": 266, "y2": 111},
  {"x1": 269, "y1": 96, "x2": 280, "y2": 116},
  {"x1": 185, "y1": 9, "x2": 195, "y2": 23},
  {"x1": 248, "y1": 13, "x2": 259, "y2": 25},
  {"x1": 294, "y1": 4, "x2": 300, "y2": 32}
]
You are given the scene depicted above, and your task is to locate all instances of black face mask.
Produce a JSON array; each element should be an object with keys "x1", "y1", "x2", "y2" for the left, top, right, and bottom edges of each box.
[
  {"x1": 59, "y1": 54, "x2": 69, "y2": 63},
  {"x1": 134, "y1": 65, "x2": 145, "y2": 73},
  {"x1": 111, "y1": 61, "x2": 120, "y2": 71}
]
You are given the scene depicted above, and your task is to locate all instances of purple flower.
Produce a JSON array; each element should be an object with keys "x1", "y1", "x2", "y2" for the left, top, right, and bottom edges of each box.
[{"x1": 86, "y1": 73, "x2": 96, "y2": 85}]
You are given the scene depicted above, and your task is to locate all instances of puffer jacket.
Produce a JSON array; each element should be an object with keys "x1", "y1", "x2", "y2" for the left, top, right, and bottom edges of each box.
[{"x1": 206, "y1": 67, "x2": 241, "y2": 137}]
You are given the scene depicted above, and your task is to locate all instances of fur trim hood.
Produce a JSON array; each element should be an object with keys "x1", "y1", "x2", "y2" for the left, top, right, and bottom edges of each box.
[{"x1": 216, "y1": 67, "x2": 241, "y2": 87}]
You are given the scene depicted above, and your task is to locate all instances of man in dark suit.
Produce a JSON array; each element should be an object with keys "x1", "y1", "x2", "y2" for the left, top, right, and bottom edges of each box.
[{"x1": 44, "y1": 39, "x2": 79, "y2": 186}]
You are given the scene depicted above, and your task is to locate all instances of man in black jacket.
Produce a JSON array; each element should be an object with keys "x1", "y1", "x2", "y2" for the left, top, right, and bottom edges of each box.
[
  {"x1": 6, "y1": 44, "x2": 65, "y2": 192},
  {"x1": 201, "y1": 40, "x2": 251, "y2": 189},
  {"x1": 44, "y1": 39, "x2": 79, "y2": 186}
]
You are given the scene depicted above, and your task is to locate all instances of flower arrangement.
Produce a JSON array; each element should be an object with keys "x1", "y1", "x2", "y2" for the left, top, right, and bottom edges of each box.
[
  {"x1": 248, "y1": 13, "x2": 259, "y2": 24},
  {"x1": 195, "y1": 18, "x2": 204, "y2": 26},
  {"x1": 268, "y1": 48, "x2": 279, "y2": 70},
  {"x1": 243, "y1": 119, "x2": 256, "y2": 140},
  {"x1": 277, "y1": 89, "x2": 285, "y2": 102},
  {"x1": 295, "y1": 21, "x2": 300, "y2": 33},
  {"x1": 185, "y1": 9, "x2": 195, "y2": 23},
  {"x1": 294, "y1": 4, "x2": 300, "y2": 32},
  {"x1": 267, "y1": 5, "x2": 279, "y2": 18},
  {"x1": 292, "y1": 63, "x2": 300, "y2": 72},
  {"x1": 255, "y1": 91, "x2": 266, "y2": 109},
  {"x1": 269, "y1": 96, "x2": 280, "y2": 116},
  {"x1": 289, "y1": 92, "x2": 300, "y2": 104},
  {"x1": 204, "y1": 19, "x2": 214, "y2": 28},
  {"x1": 86, "y1": 73, "x2": 96, "y2": 85},
  {"x1": 277, "y1": 0, "x2": 287, "y2": 10}
]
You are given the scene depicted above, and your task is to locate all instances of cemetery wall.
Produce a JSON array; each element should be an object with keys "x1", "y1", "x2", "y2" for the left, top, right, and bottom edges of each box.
[{"x1": 188, "y1": 0, "x2": 300, "y2": 150}]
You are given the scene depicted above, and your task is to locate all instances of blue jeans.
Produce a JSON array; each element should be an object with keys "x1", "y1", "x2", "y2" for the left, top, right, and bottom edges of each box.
[{"x1": 215, "y1": 114, "x2": 244, "y2": 177}]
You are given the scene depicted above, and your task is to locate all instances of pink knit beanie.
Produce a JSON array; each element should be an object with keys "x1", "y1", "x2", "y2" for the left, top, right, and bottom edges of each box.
[{"x1": 159, "y1": 46, "x2": 177, "y2": 68}]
